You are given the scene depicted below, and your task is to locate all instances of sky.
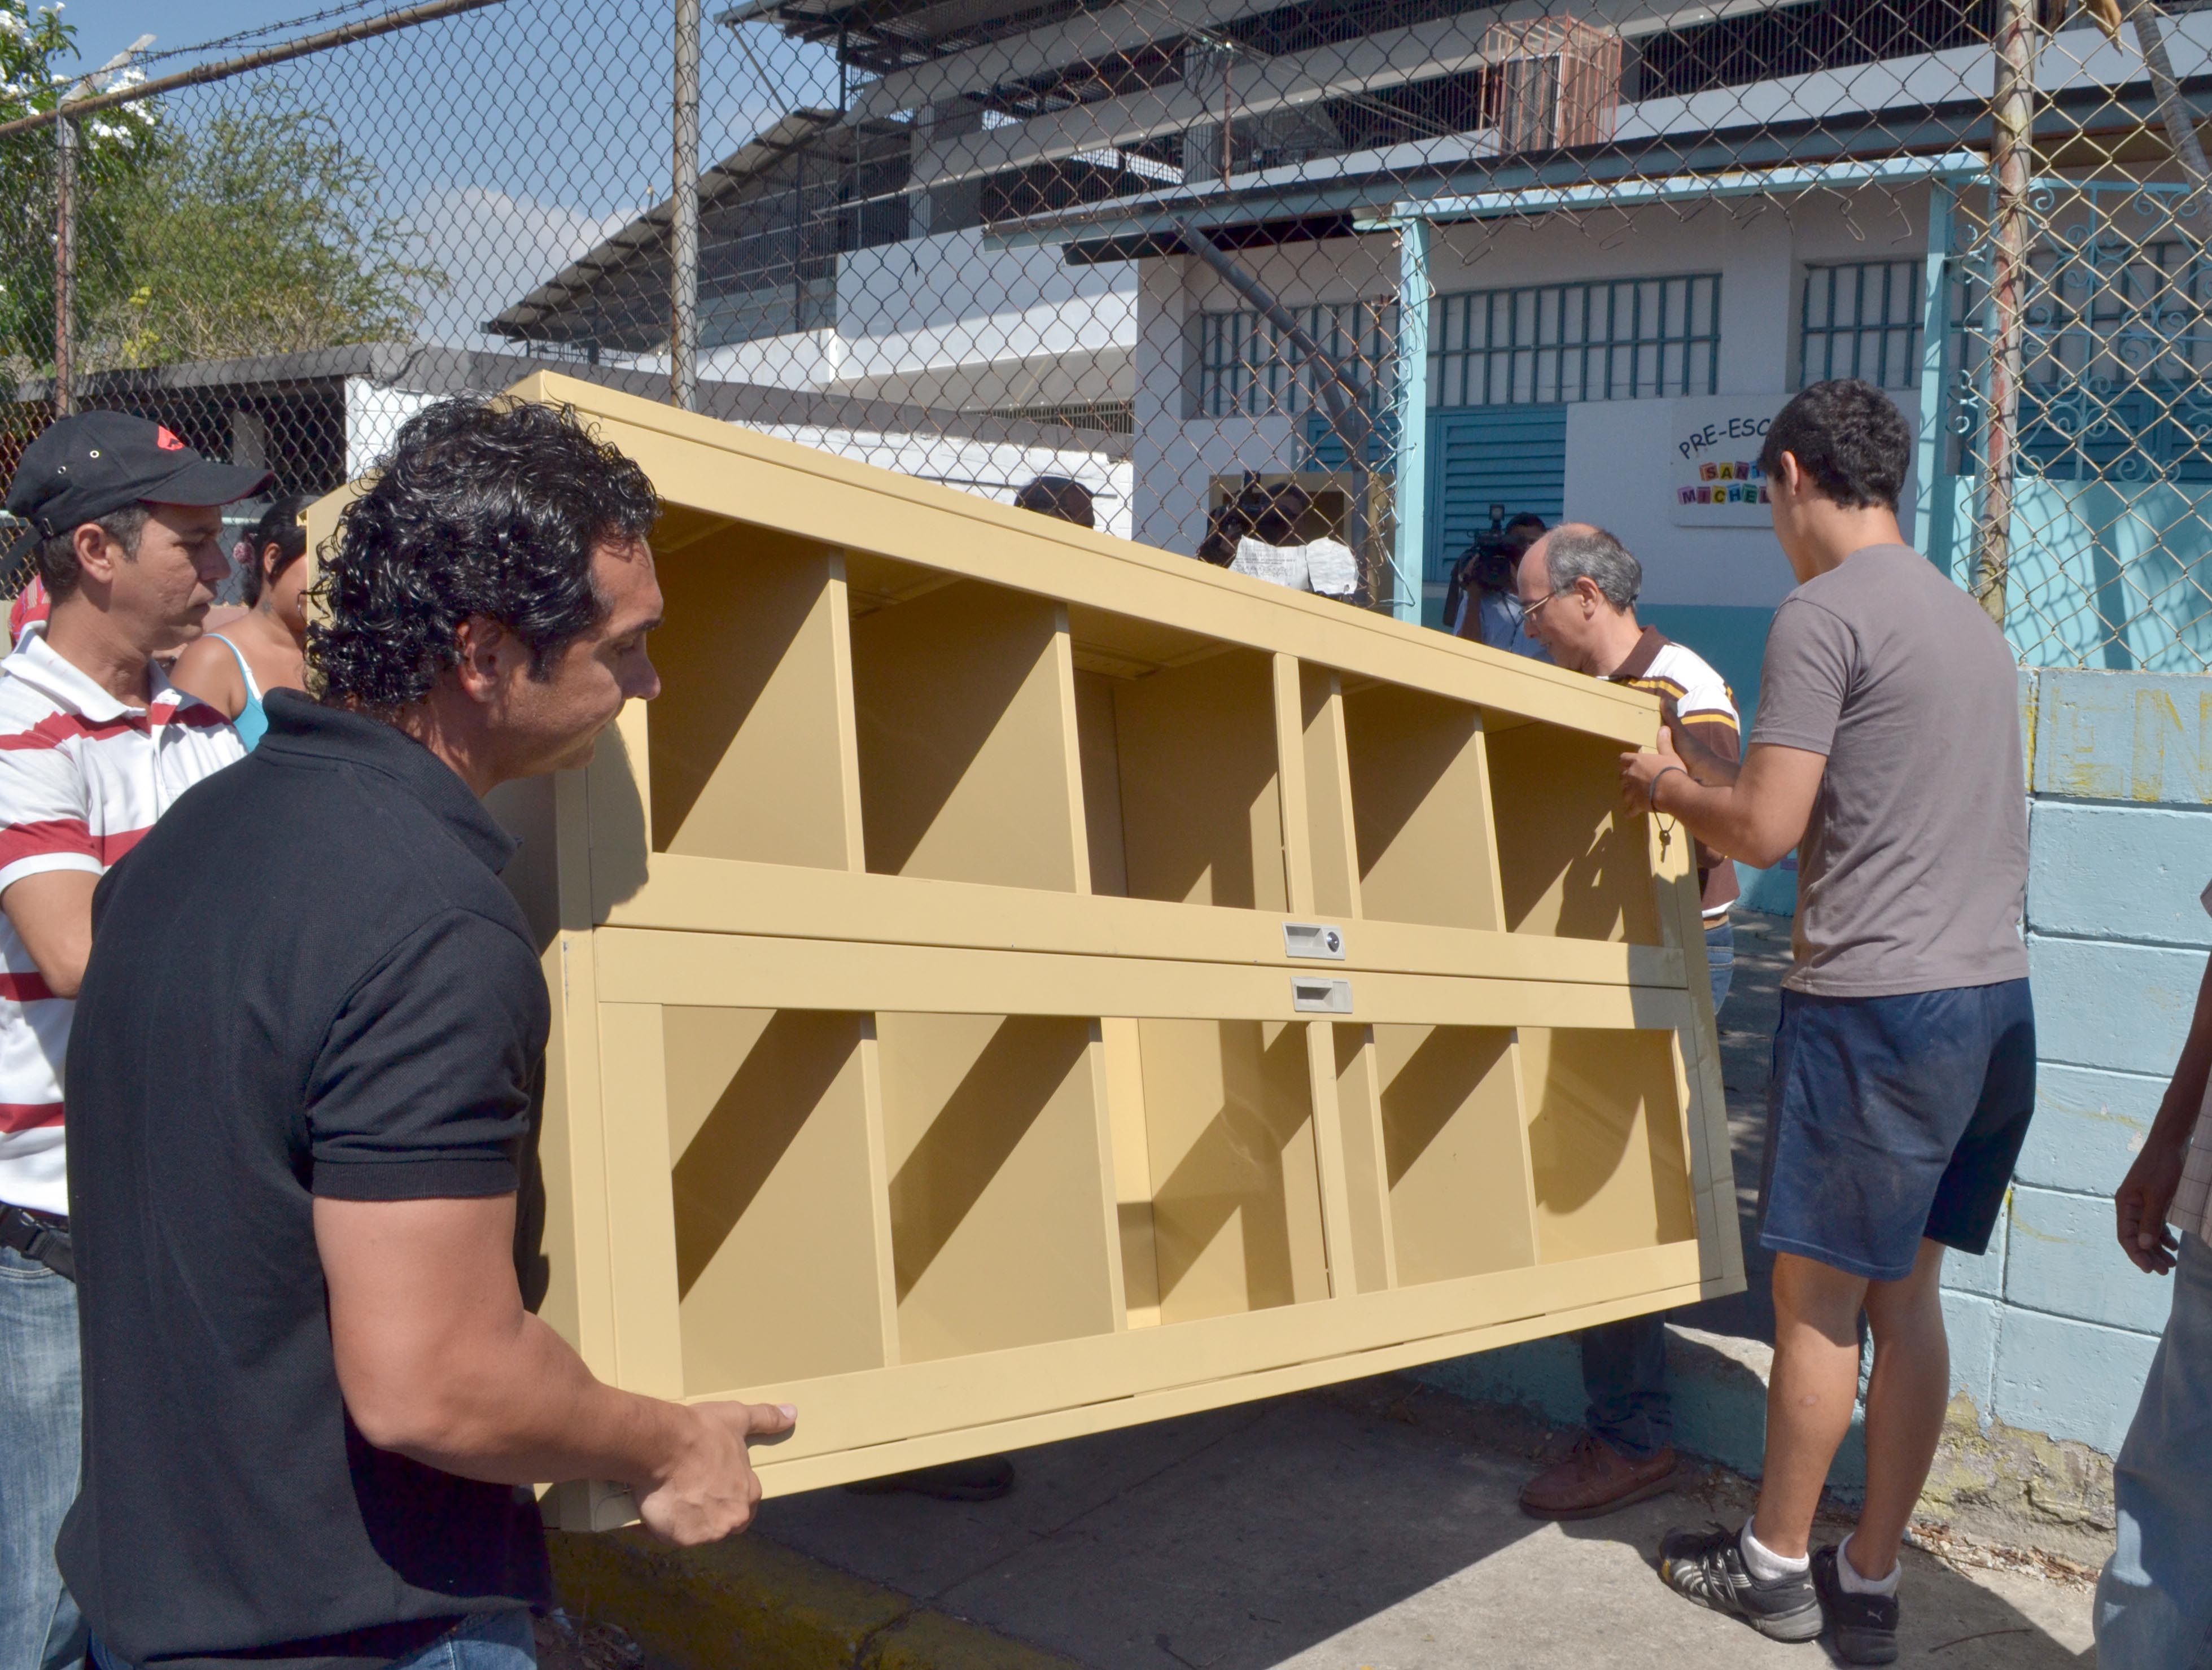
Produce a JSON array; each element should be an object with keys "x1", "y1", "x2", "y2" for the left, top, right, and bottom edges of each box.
[
  {"x1": 52, "y1": 0, "x2": 840, "y2": 346},
  {"x1": 60, "y1": 0, "x2": 312, "y2": 72}
]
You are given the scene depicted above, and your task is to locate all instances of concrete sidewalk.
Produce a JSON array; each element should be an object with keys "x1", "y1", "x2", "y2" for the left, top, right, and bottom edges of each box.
[{"x1": 732, "y1": 1377, "x2": 2091, "y2": 1670}]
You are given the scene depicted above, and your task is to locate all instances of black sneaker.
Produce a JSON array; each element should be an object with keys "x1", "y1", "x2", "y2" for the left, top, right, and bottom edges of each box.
[
  {"x1": 1657, "y1": 1523, "x2": 1823, "y2": 1643},
  {"x1": 1812, "y1": 1546, "x2": 1901, "y2": 1664},
  {"x1": 845, "y1": 1454, "x2": 1015, "y2": 1502}
]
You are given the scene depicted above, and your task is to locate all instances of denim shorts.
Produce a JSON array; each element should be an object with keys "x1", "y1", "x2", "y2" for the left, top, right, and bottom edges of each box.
[{"x1": 1758, "y1": 977, "x2": 2035, "y2": 1283}]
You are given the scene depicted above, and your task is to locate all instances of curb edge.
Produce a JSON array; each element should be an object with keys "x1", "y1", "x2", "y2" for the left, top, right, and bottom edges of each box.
[{"x1": 549, "y1": 1528, "x2": 1084, "y2": 1670}]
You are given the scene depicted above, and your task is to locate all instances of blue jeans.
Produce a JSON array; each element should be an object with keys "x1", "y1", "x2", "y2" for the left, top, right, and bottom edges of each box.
[
  {"x1": 94, "y1": 1610, "x2": 535, "y2": 1670},
  {"x1": 1577, "y1": 920, "x2": 1735, "y2": 1459},
  {"x1": 2096, "y1": 1230, "x2": 2212, "y2": 1669},
  {"x1": 1704, "y1": 917, "x2": 1734, "y2": 1013},
  {"x1": 1, "y1": 1241, "x2": 84, "y2": 1670}
]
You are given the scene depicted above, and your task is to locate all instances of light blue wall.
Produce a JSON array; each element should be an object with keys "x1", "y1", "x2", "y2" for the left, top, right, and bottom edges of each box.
[
  {"x1": 1638, "y1": 603, "x2": 1798, "y2": 912},
  {"x1": 1951, "y1": 668, "x2": 2203, "y2": 1455}
]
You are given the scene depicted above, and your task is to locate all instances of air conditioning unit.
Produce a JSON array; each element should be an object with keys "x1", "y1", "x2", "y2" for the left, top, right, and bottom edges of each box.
[{"x1": 1483, "y1": 15, "x2": 1623, "y2": 153}]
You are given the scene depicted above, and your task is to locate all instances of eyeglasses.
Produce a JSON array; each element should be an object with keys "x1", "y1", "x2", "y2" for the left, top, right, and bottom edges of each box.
[{"x1": 1518, "y1": 590, "x2": 1559, "y2": 620}]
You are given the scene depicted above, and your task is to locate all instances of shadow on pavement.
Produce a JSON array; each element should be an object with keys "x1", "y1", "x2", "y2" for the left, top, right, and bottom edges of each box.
[
  {"x1": 758, "y1": 1376, "x2": 2092, "y2": 1669},
  {"x1": 753, "y1": 912, "x2": 2091, "y2": 1667}
]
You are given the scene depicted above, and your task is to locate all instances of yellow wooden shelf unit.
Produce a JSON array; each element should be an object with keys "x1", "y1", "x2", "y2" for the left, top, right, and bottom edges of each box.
[{"x1": 316, "y1": 370, "x2": 1742, "y2": 1517}]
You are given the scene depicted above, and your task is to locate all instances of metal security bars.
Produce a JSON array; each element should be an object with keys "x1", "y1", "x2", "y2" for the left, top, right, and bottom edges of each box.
[
  {"x1": 1195, "y1": 299, "x2": 1397, "y2": 418},
  {"x1": 1429, "y1": 274, "x2": 1720, "y2": 408},
  {"x1": 1800, "y1": 261, "x2": 1924, "y2": 391}
]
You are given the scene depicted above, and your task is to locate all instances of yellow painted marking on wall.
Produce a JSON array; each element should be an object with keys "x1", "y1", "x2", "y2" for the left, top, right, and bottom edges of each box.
[{"x1": 2130, "y1": 686, "x2": 2185, "y2": 803}]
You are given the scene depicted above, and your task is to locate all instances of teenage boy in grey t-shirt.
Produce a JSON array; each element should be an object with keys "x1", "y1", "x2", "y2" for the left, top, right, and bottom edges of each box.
[{"x1": 1620, "y1": 380, "x2": 2033, "y2": 1664}]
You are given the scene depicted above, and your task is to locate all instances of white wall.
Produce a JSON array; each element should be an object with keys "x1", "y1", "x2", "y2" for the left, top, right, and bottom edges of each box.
[
  {"x1": 343, "y1": 378, "x2": 1131, "y2": 540},
  {"x1": 682, "y1": 230, "x2": 1135, "y2": 408},
  {"x1": 839, "y1": 226, "x2": 1134, "y2": 343},
  {"x1": 701, "y1": 329, "x2": 842, "y2": 391},
  {"x1": 1131, "y1": 255, "x2": 1195, "y2": 552},
  {"x1": 754, "y1": 427, "x2": 1133, "y2": 540},
  {"x1": 346, "y1": 379, "x2": 440, "y2": 474},
  {"x1": 830, "y1": 228, "x2": 1136, "y2": 406},
  {"x1": 1126, "y1": 183, "x2": 1944, "y2": 576},
  {"x1": 1563, "y1": 391, "x2": 1922, "y2": 608}
]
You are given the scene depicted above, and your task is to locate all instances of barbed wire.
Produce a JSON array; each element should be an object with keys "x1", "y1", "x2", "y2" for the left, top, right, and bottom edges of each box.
[{"x1": 108, "y1": 0, "x2": 448, "y2": 72}]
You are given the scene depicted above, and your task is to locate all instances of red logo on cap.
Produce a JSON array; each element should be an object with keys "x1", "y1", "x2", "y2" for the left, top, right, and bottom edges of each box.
[{"x1": 155, "y1": 426, "x2": 185, "y2": 451}]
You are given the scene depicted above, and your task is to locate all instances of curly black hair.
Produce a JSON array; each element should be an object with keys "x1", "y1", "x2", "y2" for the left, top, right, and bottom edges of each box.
[
  {"x1": 309, "y1": 398, "x2": 658, "y2": 713},
  {"x1": 1758, "y1": 379, "x2": 1913, "y2": 512}
]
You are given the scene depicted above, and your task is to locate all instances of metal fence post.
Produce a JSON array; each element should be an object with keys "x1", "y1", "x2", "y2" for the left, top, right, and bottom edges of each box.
[
  {"x1": 671, "y1": 0, "x2": 701, "y2": 412},
  {"x1": 1914, "y1": 178, "x2": 1956, "y2": 575},
  {"x1": 1974, "y1": 0, "x2": 2035, "y2": 627},
  {"x1": 1392, "y1": 216, "x2": 1431, "y2": 626},
  {"x1": 53, "y1": 111, "x2": 76, "y2": 418}
]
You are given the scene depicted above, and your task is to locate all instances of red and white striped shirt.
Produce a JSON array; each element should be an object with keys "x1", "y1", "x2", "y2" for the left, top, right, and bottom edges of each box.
[{"x1": 0, "y1": 624, "x2": 244, "y2": 1213}]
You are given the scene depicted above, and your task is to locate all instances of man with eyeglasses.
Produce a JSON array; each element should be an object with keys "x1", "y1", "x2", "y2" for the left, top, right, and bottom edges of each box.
[{"x1": 1508, "y1": 521, "x2": 1742, "y2": 1523}]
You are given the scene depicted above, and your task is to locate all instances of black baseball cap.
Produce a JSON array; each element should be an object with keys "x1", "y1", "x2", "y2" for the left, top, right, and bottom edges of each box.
[{"x1": 5, "y1": 411, "x2": 274, "y2": 558}]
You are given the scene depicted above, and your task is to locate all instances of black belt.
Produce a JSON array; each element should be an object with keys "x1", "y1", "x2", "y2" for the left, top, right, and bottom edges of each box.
[{"x1": 0, "y1": 1204, "x2": 72, "y2": 1282}]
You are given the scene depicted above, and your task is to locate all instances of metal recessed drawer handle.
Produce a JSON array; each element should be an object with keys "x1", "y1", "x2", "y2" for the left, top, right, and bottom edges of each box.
[
  {"x1": 1291, "y1": 977, "x2": 1353, "y2": 1015},
  {"x1": 1283, "y1": 921, "x2": 1346, "y2": 960}
]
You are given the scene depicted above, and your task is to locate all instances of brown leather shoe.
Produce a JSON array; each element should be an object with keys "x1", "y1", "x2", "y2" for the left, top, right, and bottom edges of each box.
[{"x1": 1518, "y1": 1432, "x2": 1681, "y2": 1520}]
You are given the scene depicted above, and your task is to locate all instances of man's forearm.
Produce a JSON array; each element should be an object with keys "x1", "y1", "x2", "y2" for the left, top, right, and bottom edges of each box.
[
  {"x1": 1649, "y1": 771, "x2": 1789, "y2": 869},
  {"x1": 350, "y1": 1305, "x2": 701, "y2": 1489},
  {"x1": 2148, "y1": 955, "x2": 2212, "y2": 1157}
]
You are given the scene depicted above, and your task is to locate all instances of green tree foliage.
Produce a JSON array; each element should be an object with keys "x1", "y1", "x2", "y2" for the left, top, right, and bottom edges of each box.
[
  {"x1": 2, "y1": 1, "x2": 431, "y2": 377},
  {"x1": 84, "y1": 91, "x2": 435, "y2": 367},
  {"x1": 0, "y1": 0, "x2": 159, "y2": 374}
]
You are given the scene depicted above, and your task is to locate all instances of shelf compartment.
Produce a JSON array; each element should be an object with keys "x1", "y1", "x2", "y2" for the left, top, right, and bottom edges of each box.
[
  {"x1": 1131, "y1": 1018, "x2": 1328, "y2": 1324},
  {"x1": 850, "y1": 579, "x2": 1084, "y2": 893},
  {"x1": 1519, "y1": 1026, "x2": 1698, "y2": 1265},
  {"x1": 1372, "y1": 1024, "x2": 1537, "y2": 1286},
  {"x1": 1076, "y1": 646, "x2": 1287, "y2": 910},
  {"x1": 1483, "y1": 715, "x2": 1664, "y2": 944},
  {"x1": 1328, "y1": 1023, "x2": 1393, "y2": 1294},
  {"x1": 1343, "y1": 683, "x2": 1502, "y2": 931},
  {"x1": 647, "y1": 527, "x2": 860, "y2": 869},
  {"x1": 876, "y1": 1012, "x2": 1118, "y2": 1363},
  {"x1": 666, "y1": 1006, "x2": 888, "y2": 1395}
]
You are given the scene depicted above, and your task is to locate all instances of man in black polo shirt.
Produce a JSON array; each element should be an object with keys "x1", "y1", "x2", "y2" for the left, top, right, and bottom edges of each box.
[{"x1": 58, "y1": 398, "x2": 794, "y2": 1670}]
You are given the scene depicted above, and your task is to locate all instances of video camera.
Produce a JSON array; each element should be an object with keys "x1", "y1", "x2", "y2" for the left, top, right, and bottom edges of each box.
[
  {"x1": 1442, "y1": 504, "x2": 1544, "y2": 632},
  {"x1": 1460, "y1": 504, "x2": 1527, "y2": 594}
]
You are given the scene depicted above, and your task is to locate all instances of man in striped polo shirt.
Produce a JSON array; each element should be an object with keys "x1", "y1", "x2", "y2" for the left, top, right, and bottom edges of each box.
[
  {"x1": 1510, "y1": 522, "x2": 1743, "y2": 1522},
  {"x1": 0, "y1": 412, "x2": 267, "y2": 1670}
]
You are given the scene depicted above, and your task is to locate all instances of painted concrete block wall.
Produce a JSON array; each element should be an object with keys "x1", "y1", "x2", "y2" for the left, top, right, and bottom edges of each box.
[{"x1": 1959, "y1": 667, "x2": 2204, "y2": 1458}]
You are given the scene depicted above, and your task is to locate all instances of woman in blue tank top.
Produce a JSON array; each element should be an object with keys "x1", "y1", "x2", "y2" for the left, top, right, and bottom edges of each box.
[{"x1": 171, "y1": 493, "x2": 314, "y2": 748}]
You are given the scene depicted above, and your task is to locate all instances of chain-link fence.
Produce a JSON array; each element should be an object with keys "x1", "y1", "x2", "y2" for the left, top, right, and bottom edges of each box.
[{"x1": 2, "y1": 0, "x2": 2208, "y2": 668}]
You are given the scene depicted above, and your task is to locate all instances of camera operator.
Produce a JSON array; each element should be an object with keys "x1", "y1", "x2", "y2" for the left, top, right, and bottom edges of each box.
[{"x1": 1445, "y1": 510, "x2": 1549, "y2": 658}]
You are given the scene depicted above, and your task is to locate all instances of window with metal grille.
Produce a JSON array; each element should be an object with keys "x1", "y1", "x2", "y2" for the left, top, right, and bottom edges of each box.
[
  {"x1": 1194, "y1": 300, "x2": 1397, "y2": 419},
  {"x1": 1799, "y1": 261, "x2": 1924, "y2": 390},
  {"x1": 1429, "y1": 274, "x2": 1721, "y2": 406},
  {"x1": 2013, "y1": 237, "x2": 2212, "y2": 481}
]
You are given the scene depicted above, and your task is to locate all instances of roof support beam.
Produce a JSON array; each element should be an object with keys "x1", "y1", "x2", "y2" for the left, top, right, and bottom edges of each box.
[
  {"x1": 907, "y1": 0, "x2": 1816, "y2": 193},
  {"x1": 1369, "y1": 147, "x2": 1989, "y2": 222},
  {"x1": 848, "y1": 0, "x2": 1279, "y2": 121}
]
